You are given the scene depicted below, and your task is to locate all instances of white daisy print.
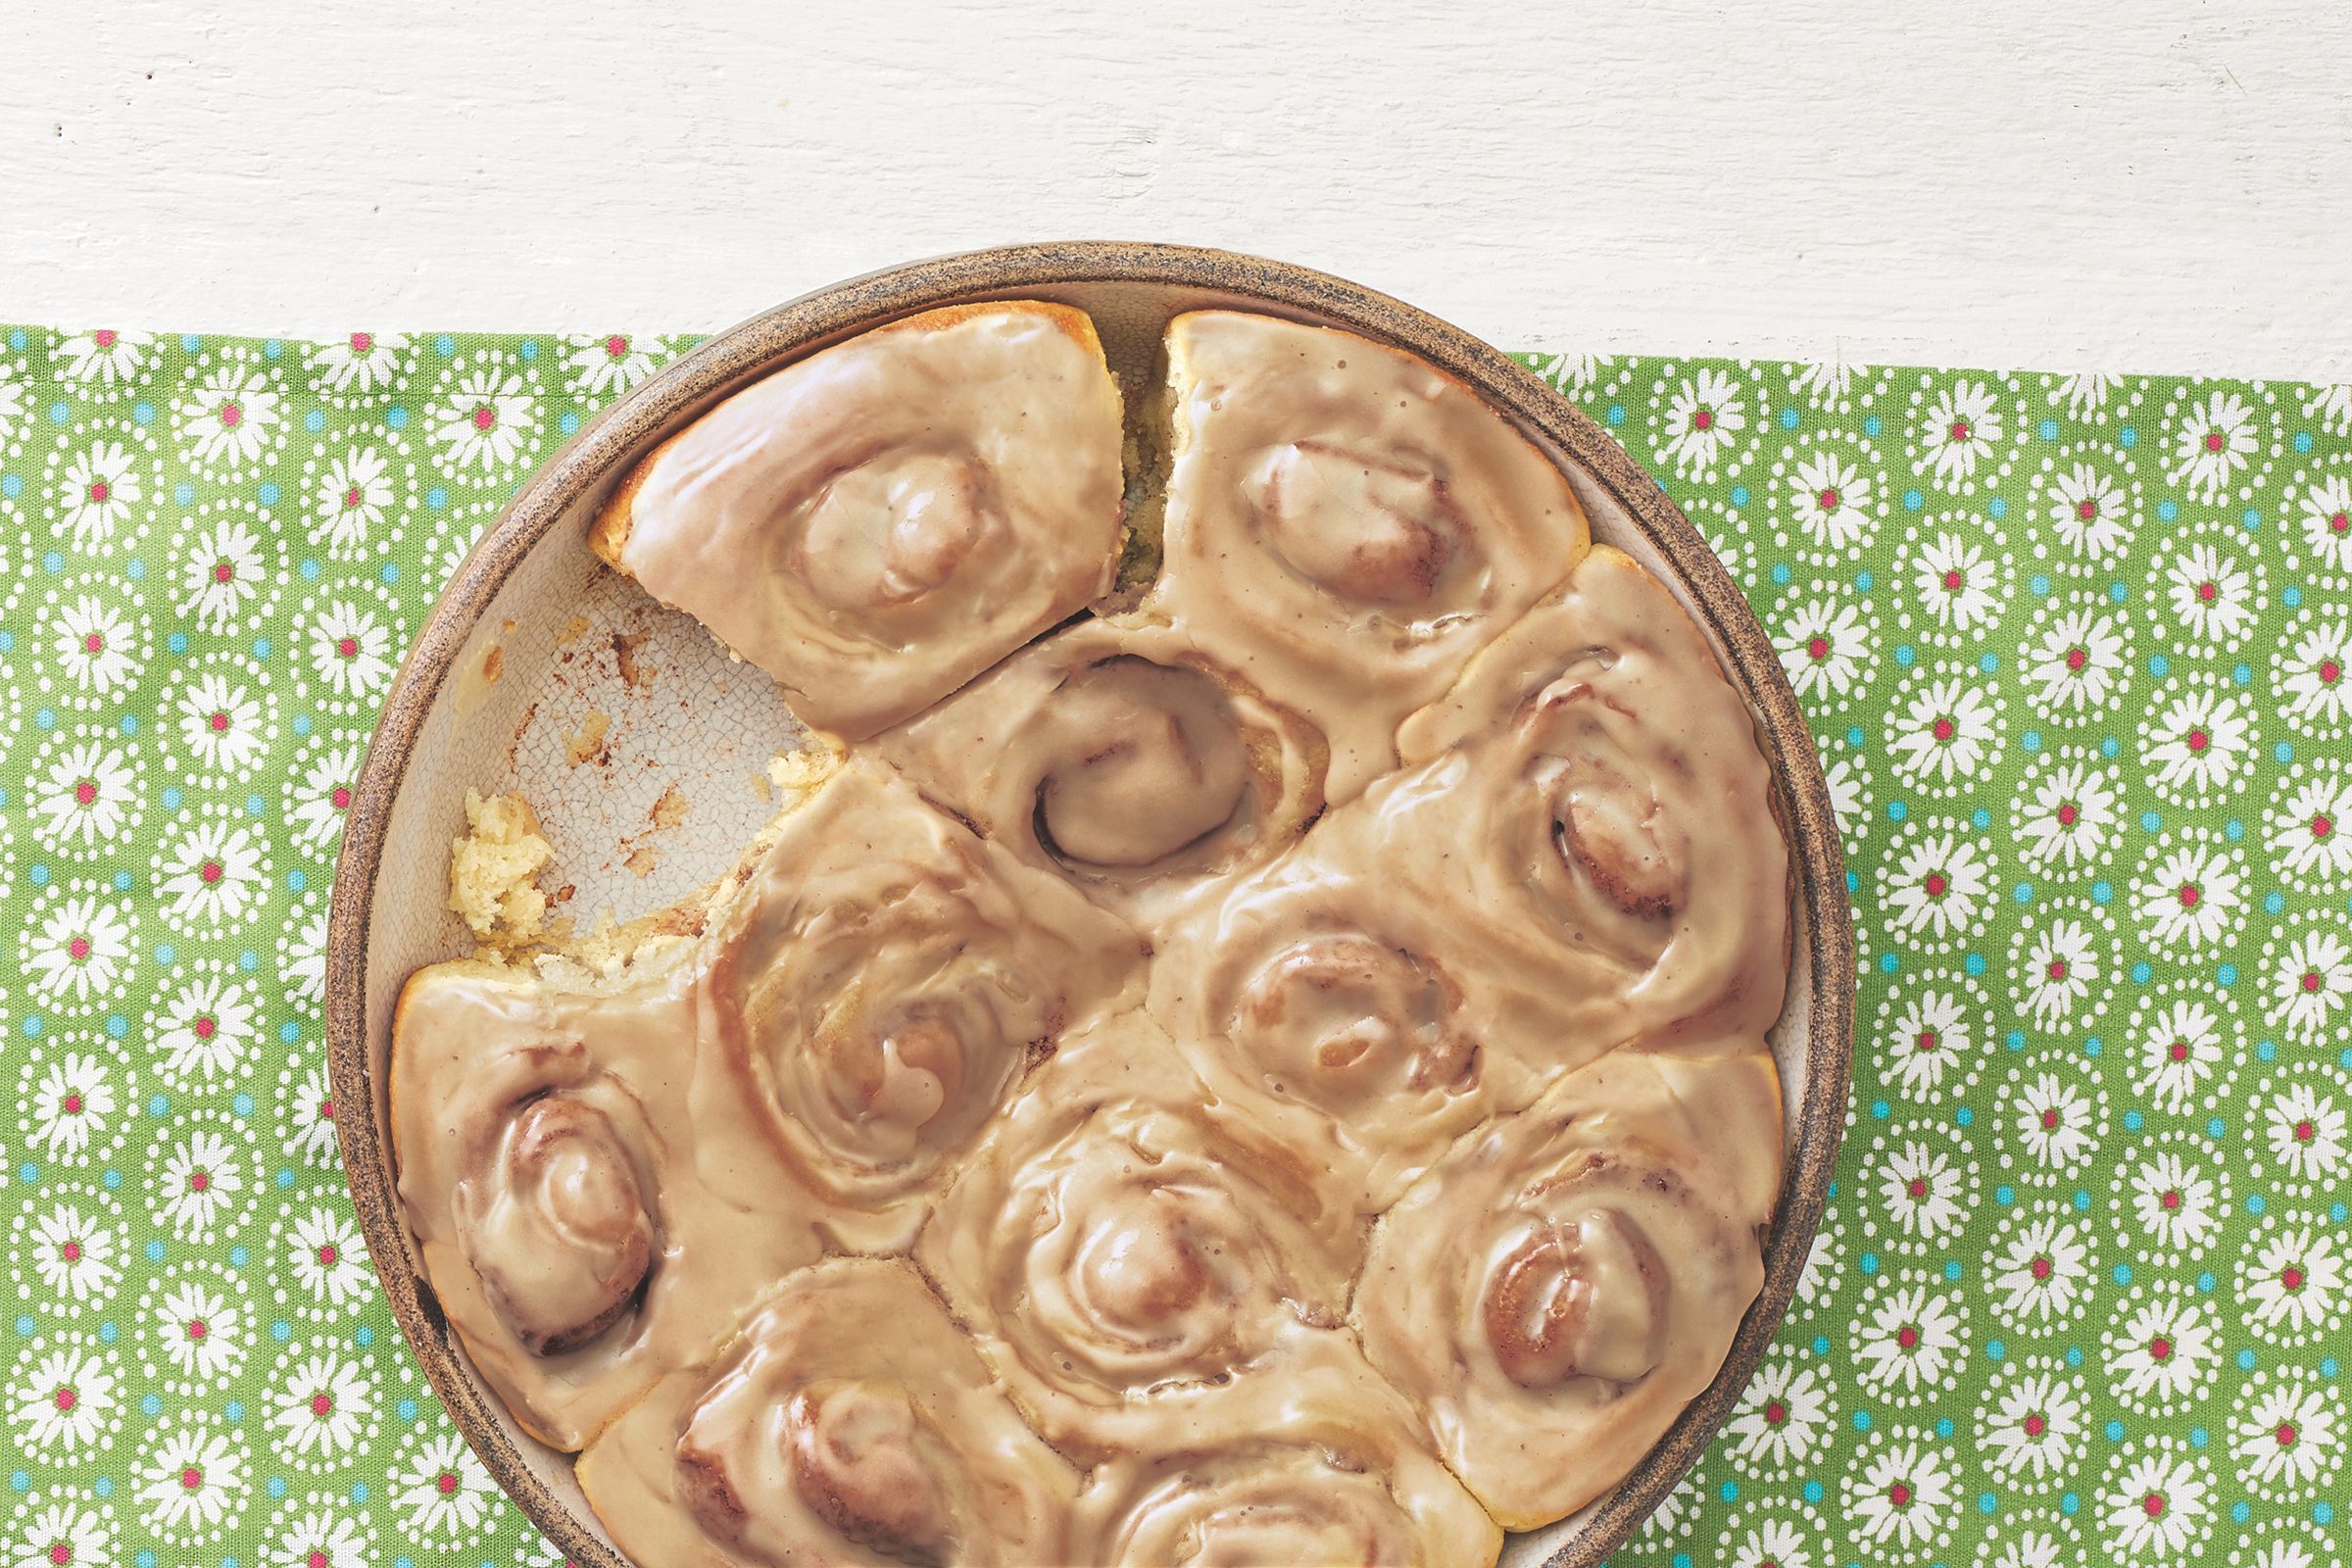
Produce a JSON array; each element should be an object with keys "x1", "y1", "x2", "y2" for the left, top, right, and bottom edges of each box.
[
  {"x1": 285, "y1": 1059, "x2": 341, "y2": 1165},
  {"x1": 1852, "y1": 1282, "x2": 1965, "y2": 1396},
  {"x1": 269, "y1": 1504, "x2": 372, "y2": 1568},
  {"x1": 2056, "y1": 370, "x2": 2122, "y2": 417},
  {"x1": 1821, "y1": 753, "x2": 1869, "y2": 839},
  {"x1": 563, "y1": 331, "x2": 663, "y2": 396},
  {"x1": 0, "y1": 361, "x2": 24, "y2": 447},
  {"x1": 310, "y1": 330, "x2": 411, "y2": 393},
  {"x1": 2047, "y1": 460, "x2": 2132, "y2": 559},
  {"x1": 391, "y1": 1431, "x2": 498, "y2": 1541},
  {"x1": 174, "y1": 667, "x2": 270, "y2": 777},
  {"x1": 9, "y1": 1343, "x2": 118, "y2": 1452},
  {"x1": 1658, "y1": 368, "x2": 1744, "y2": 474},
  {"x1": 287, "y1": 742, "x2": 363, "y2": 854},
  {"x1": 2305, "y1": 381, "x2": 2352, "y2": 436},
  {"x1": 1724, "y1": 1356, "x2": 1834, "y2": 1474},
  {"x1": 2022, "y1": 604, "x2": 2129, "y2": 715},
  {"x1": 1919, "y1": 378, "x2": 2003, "y2": 484},
  {"x1": 2280, "y1": 615, "x2": 2352, "y2": 734},
  {"x1": 1883, "y1": 986, "x2": 1975, "y2": 1097},
  {"x1": 150, "y1": 970, "x2": 262, "y2": 1085},
  {"x1": 2231, "y1": 1377, "x2": 2343, "y2": 1496},
  {"x1": 1989, "y1": 1209, "x2": 2093, "y2": 1327},
  {"x1": 314, "y1": 446, "x2": 395, "y2": 556},
  {"x1": 1912, "y1": 532, "x2": 2003, "y2": 630},
  {"x1": 1979, "y1": 1363, "x2": 2084, "y2": 1481},
  {"x1": 285, "y1": 903, "x2": 329, "y2": 1005},
  {"x1": 26, "y1": 736, "x2": 139, "y2": 851},
  {"x1": 134, "y1": 1418, "x2": 249, "y2": 1540},
  {"x1": 1788, "y1": 451, "x2": 1876, "y2": 551},
  {"x1": 56, "y1": 326, "x2": 154, "y2": 384},
  {"x1": 2295, "y1": 473, "x2": 2352, "y2": 574},
  {"x1": 5, "y1": 1498, "x2": 116, "y2": 1568},
  {"x1": 2268, "y1": 922, "x2": 2352, "y2": 1042},
  {"x1": 268, "y1": 1347, "x2": 376, "y2": 1460},
  {"x1": 54, "y1": 439, "x2": 142, "y2": 552},
  {"x1": 173, "y1": 511, "x2": 270, "y2": 633},
  {"x1": 22, "y1": 890, "x2": 136, "y2": 1004},
  {"x1": 151, "y1": 1274, "x2": 248, "y2": 1386},
  {"x1": 1724, "y1": 1516, "x2": 1813, "y2": 1568},
  {"x1": 2099, "y1": 1442, "x2": 2212, "y2": 1558},
  {"x1": 2141, "y1": 682, "x2": 2254, "y2": 802},
  {"x1": 2013, "y1": 1068, "x2": 2099, "y2": 1170},
  {"x1": 2133, "y1": 994, "x2": 2230, "y2": 1114},
  {"x1": 2106, "y1": 1294, "x2": 2221, "y2": 1409},
  {"x1": 177, "y1": 364, "x2": 282, "y2": 468},
  {"x1": 1878, "y1": 1139, "x2": 1970, "y2": 1240},
  {"x1": 1538, "y1": 350, "x2": 1602, "y2": 395},
  {"x1": 2265, "y1": 1080, "x2": 2347, "y2": 1188},
  {"x1": 24, "y1": 1054, "x2": 116, "y2": 1161},
  {"x1": 285, "y1": 1205, "x2": 371, "y2": 1309},
  {"x1": 2016, "y1": 757, "x2": 2120, "y2": 867},
  {"x1": 2133, "y1": 840, "x2": 2245, "y2": 949},
  {"x1": 2166, "y1": 541, "x2": 2258, "y2": 648},
  {"x1": 305, "y1": 599, "x2": 396, "y2": 700},
  {"x1": 155, "y1": 814, "x2": 270, "y2": 931},
  {"x1": 2019, "y1": 918, "x2": 2100, "y2": 1029},
  {"x1": 2169, "y1": 388, "x2": 2259, "y2": 500},
  {"x1": 2268, "y1": 770, "x2": 2352, "y2": 885},
  {"x1": 1986, "y1": 1530, "x2": 2078, "y2": 1568},
  {"x1": 1885, "y1": 825, "x2": 1994, "y2": 941},
  {"x1": 2128, "y1": 1149, "x2": 2223, "y2": 1255},
  {"x1": 1792, "y1": 358, "x2": 1854, "y2": 401},
  {"x1": 426, "y1": 365, "x2": 537, "y2": 471},
  {"x1": 49, "y1": 593, "x2": 142, "y2": 697},
  {"x1": 2242, "y1": 1221, "x2": 2344, "y2": 1341},
  {"x1": 154, "y1": 1129, "x2": 251, "y2": 1242},
  {"x1": 22, "y1": 1200, "x2": 122, "y2": 1304},
  {"x1": 1844, "y1": 1432, "x2": 1957, "y2": 1553},
  {"x1": 1775, "y1": 596, "x2": 1872, "y2": 702},
  {"x1": 1887, "y1": 674, "x2": 2001, "y2": 786}
]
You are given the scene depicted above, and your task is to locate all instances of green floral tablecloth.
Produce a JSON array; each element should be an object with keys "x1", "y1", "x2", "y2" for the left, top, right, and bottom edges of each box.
[{"x1": 0, "y1": 322, "x2": 2344, "y2": 1568}]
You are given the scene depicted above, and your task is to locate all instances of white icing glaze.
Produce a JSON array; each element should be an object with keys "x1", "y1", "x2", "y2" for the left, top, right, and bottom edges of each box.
[
  {"x1": 575, "y1": 1258, "x2": 1081, "y2": 1567},
  {"x1": 1145, "y1": 311, "x2": 1592, "y2": 804},
  {"x1": 1352, "y1": 1050, "x2": 1783, "y2": 1530},
  {"x1": 875, "y1": 615, "x2": 1328, "y2": 934},
  {"x1": 609, "y1": 302, "x2": 1125, "y2": 740}
]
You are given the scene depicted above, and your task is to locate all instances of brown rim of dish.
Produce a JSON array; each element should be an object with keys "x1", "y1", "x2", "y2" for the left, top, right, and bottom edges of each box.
[{"x1": 325, "y1": 240, "x2": 1856, "y2": 1568}]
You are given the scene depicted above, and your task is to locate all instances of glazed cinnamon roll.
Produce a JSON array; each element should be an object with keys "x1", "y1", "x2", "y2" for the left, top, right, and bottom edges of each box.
[
  {"x1": 1353, "y1": 1050, "x2": 1783, "y2": 1530},
  {"x1": 1068, "y1": 1332, "x2": 1502, "y2": 1567},
  {"x1": 389, "y1": 947, "x2": 819, "y2": 1449},
  {"x1": 875, "y1": 616, "x2": 1327, "y2": 931},
  {"x1": 914, "y1": 1010, "x2": 1361, "y2": 1458},
  {"x1": 1374, "y1": 543, "x2": 1792, "y2": 1052},
  {"x1": 1142, "y1": 311, "x2": 1592, "y2": 803},
  {"x1": 700, "y1": 760, "x2": 1145, "y2": 1247},
  {"x1": 590, "y1": 302, "x2": 1125, "y2": 740},
  {"x1": 575, "y1": 1258, "x2": 1081, "y2": 1568}
]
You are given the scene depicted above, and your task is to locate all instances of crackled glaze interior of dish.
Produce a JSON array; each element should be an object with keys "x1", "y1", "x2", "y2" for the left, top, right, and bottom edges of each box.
[{"x1": 350, "y1": 273, "x2": 1830, "y2": 1568}]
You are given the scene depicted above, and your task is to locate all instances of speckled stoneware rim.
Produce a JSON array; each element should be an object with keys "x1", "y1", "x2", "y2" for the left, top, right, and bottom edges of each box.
[{"x1": 327, "y1": 240, "x2": 1855, "y2": 1568}]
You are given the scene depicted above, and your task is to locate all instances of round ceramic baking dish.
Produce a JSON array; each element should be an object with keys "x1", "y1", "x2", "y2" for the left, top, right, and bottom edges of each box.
[{"x1": 325, "y1": 240, "x2": 1855, "y2": 1568}]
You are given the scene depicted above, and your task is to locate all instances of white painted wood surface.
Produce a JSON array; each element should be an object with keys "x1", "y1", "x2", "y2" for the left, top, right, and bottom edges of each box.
[{"x1": 8, "y1": 1, "x2": 2351, "y2": 379}]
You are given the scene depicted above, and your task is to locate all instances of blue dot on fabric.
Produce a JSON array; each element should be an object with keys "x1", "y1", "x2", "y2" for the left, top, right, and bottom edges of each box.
[
  {"x1": 1944, "y1": 1260, "x2": 1963, "y2": 1281},
  {"x1": 1720, "y1": 1478, "x2": 1740, "y2": 1502},
  {"x1": 2189, "y1": 1426, "x2": 2208, "y2": 1447},
  {"x1": 1778, "y1": 407, "x2": 1798, "y2": 430},
  {"x1": 433, "y1": 334, "x2": 456, "y2": 357},
  {"x1": 2285, "y1": 585, "x2": 2305, "y2": 609},
  {"x1": 2124, "y1": 1109, "x2": 2145, "y2": 1131},
  {"x1": 1955, "y1": 1106, "x2": 1976, "y2": 1127},
  {"x1": 278, "y1": 1021, "x2": 301, "y2": 1044},
  {"x1": 1845, "y1": 725, "x2": 1865, "y2": 747},
  {"x1": 131, "y1": 400, "x2": 154, "y2": 425},
  {"x1": 1813, "y1": 1335, "x2": 1831, "y2": 1355},
  {"x1": 32, "y1": 708, "x2": 55, "y2": 730},
  {"x1": 1852, "y1": 1410, "x2": 1872, "y2": 1431},
  {"x1": 2073, "y1": 1190, "x2": 2093, "y2": 1211},
  {"x1": 228, "y1": 1245, "x2": 248, "y2": 1267},
  {"x1": 1802, "y1": 1480, "x2": 1825, "y2": 1503},
  {"x1": 271, "y1": 1319, "x2": 292, "y2": 1343},
  {"x1": 137, "y1": 1552, "x2": 158, "y2": 1568},
  {"x1": 3, "y1": 329, "x2": 18, "y2": 350},
  {"x1": 1995, "y1": 1185, "x2": 2016, "y2": 1204},
  {"x1": 239, "y1": 950, "x2": 259, "y2": 971},
  {"x1": 162, "y1": 786, "x2": 184, "y2": 810},
  {"x1": 1965, "y1": 953, "x2": 1987, "y2": 977},
  {"x1": 2109, "y1": 580, "x2": 2129, "y2": 603},
  {"x1": 16, "y1": 1016, "x2": 36, "y2": 1039},
  {"x1": 1893, "y1": 644, "x2": 1916, "y2": 668},
  {"x1": 1880, "y1": 953, "x2": 1899, "y2": 975},
  {"x1": 2112, "y1": 1263, "x2": 2133, "y2": 1285},
  {"x1": 2132, "y1": 961, "x2": 2153, "y2": 984},
  {"x1": 2087, "y1": 880, "x2": 2114, "y2": 906},
  {"x1": 299, "y1": 558, "x2": 320, "y2": 581},
  {"x1": 1770, "y1": 562, "x2": 1791, "y2": 586},
  {"x1": 2037, "y1": 417, "x2": 2060, "y2": 441},
  {"x1": 180, "y1": 333, "x2": 203, "y2": 353},
  {"x1": 398, "y1": 1397, "x2": 418, "y2": 1420},
  {"x1": 2218, "y1": 963, "x2": 2239, "y2": 987},
  {"x1": 2105, "y1": 1419, "x2": 2126, "y2": 1441},
  {"x1": 426, "y1": 486, "x2": 449, "y2": 511},
  {"x1": 1934, "y1": 1417, "x2": 1955, "y2": 1440},
  {"x1": 2232, "y1": 662, "x2": 2253, "y2": 686},
  {"x1": 1605, "y1": 404, "x2": 1625, "y2": 427},
  {"x1": 0, "y1": 476, "x2": 17, "y2": 501},
  {"x1": 243, "y1": 793, "x2": 264, "y2": 816},
  {"x1": 140, "y1": 1394, "x2": 161, "y2": 1417},
  {"x1": 2294, "y1": 430, "x2": 2316, "y2": 453},
  {"x1": 2225, "y1": 817, "x2": 2243, "y2": 842},
  {"x1": 2247, "y1": 1195, "x2": 2266, "y2": 1215},
  {"x1": 1987, "y1": 1342, "x2": 2008, "y2": 1362},
  {"x1": 167, "y1": 632, "x2": 188, "y2": 656},
  {"x1": 2064, "y1": 1347, "x2": 2083, "y2": 1367},
  {"x1": 2149, "y1": 653, "x2": 2171, "y2": 677},
  {"x1": 2015, "y1": 883, "x2": 2034, "y2": 905},
  {"x1": 559, "y1": 411, "x2": 582, "y2": 436},
  {"x1": 2197, "y1": 1270, "x2": 2218, "y2": 1292},
  {"x1": 1855, "y1": 570, "x2": 1875, "y2": 592},
  {"x1": 1903, "y1": 489, "x2": 1924, "y2": 512},
  {"x1": 1862, "y1": 415, "x2": 1884, "y2": 437},
  {"x1": 231, "y1": 1094, "x2": 254, "y2": 1117},
  {"x1": 1971, "y1": 808, "x2": 1992, "y2": 831},
  {"x1": 2317, "y1": 1501, "x2": 2338, "y2": 1526},
  {"x1": 2158, "y1": 500, "x2": 2180, "y2": 522},
  {"x1": 46, "y1": 402, "x2": 69, "y2": 425},
  {"x1": 1846, "y1": 870, "x2": 1858, "y2": 893},
  {"x1": 40, "y1": 551, "x2": 62, "y2": 574},
  {"x1": 1887, "y1": 801, "x2": 1908, "y2": 822},
  {"x1": 257, "y1": 481, "x2": 279, "y2": 506},
  {"x1": 350, "y1": 1483, "x2": 369, "y2": 1504},
  {"x1": 286, "y1": 869, "x2": 307, "y2": 893},
  {"x1": 2265, "y1": 890, "x2": 2287, "y2": 916},
  {"x1": 147, "y1": 1094, "x2": 169, "y2": 1116},
  {"x1": 379, "y1": 563, "x2": 399, "y2": 585},
  {"x1": 305, "y1": 409, "x2": 325, "y2": 432},
  {"x1": 174, "y1": 481, "x2": 195, "y2": 506},
  {"x1": 2232, "y1": 1500, "x2": 2253, "y2": 1524},
  {"x1": 386, "y1": 406, "x2": 409, "y2": 430},
  {"x1": 1729, "y1": 484, "x2": 1750, "y2": 507},
  {"x1": 1987, "y1": 497, "x2": 2009, "y2": 520},
  {"x1": 2140, "y1": 809, "x2": 2162, "y2": 832},
  {"x1": 2322, "y1": 1356, "x2": 2339, "y2": 1377},
  {"x1": 274, "y1": 1168, "x2": 294, "y2": 1190},
  {"x1": 1870, "y1": 1101, "x2": 1891, "y2": 1120},
  {"x1": 2242, "y1": 507, "x2": 2262, "y2": 529},
  {"x1": 1979, "y1": 1492, "x2": 1999, "y2": 1515},
  {"x1": 154, "y1": 941, "x2": 177, "y2": 966},
  {"x1": 251, "y1": 636, "x2": 271, "y2": 660},
  {"x1": 2277, "y1": 742, "x2": 2296, "y2": 763},
  {"x1": 2119, "y1": 425, "x2": 2138, "y2": 448},
  {"x1": 143, "y1": 1240, "x2": 163, "y2": 1263},
  {"x1": 119, "y1": 714, "x2": 138, "y2": 736}
]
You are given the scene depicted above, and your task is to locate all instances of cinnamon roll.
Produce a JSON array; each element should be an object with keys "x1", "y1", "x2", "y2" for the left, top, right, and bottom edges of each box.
[
  {"x1": 1068, "y1": 1331, "x2": 1501, "y2": 1567},
  {"x1": 1375, "y1": 543, "x2": 1793, "y2": 1052},
  {"x1": 874, "y1": 617, "x2": 1327, "y2": 931},
  {"x1": 389, "y1": 947, "x2": 819, "y2": 1450},
  {"x1": 575, "y1": 1257, "x2": 1081, "y2": 1568},
  {"x1": 1353, "y1": 1050, "x2": 1783, "y2": 1529},
  {"x1": 699, "y1": 760, "x2": 1144, "y2": 1247},
  {"x1": 914, "y1": 1010, "x2": 1361, "y2": 1458},
  {"x1": 1142, "y1": 311, "x2": 1592, "y2": 804},
  {"x1": 590, "y1": 302, "x2": 1125, "y2": 740}
]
